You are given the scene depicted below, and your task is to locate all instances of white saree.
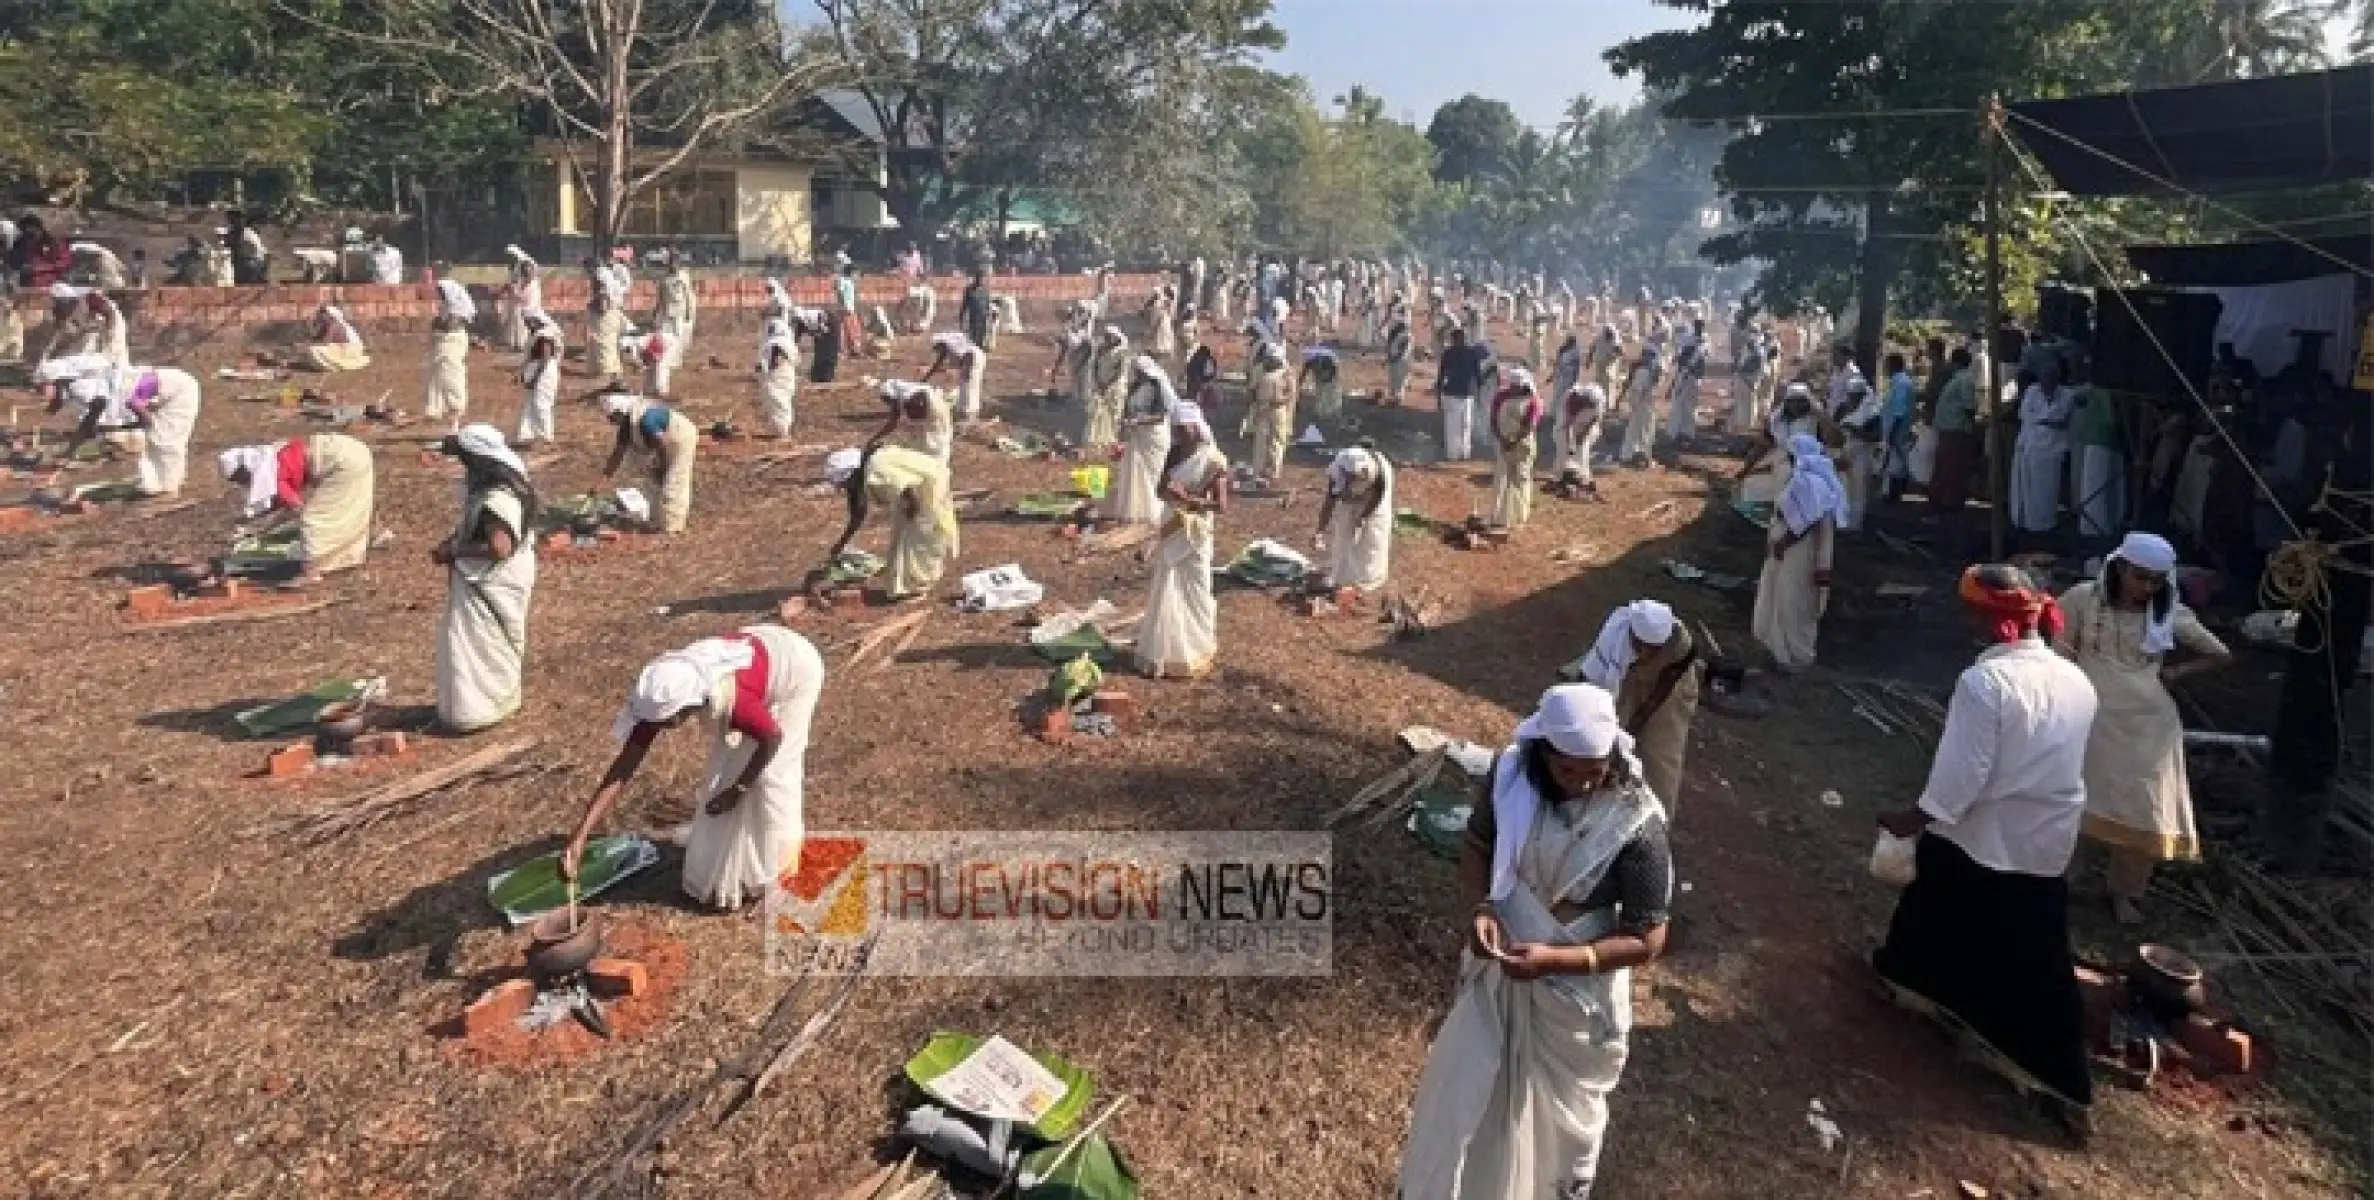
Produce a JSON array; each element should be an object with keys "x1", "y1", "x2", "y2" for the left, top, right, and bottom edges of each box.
[
  {"x1": 682, "y1": 625, "x2": 824, "y2": 908},
  {"x1": 436, "y1": 488, "x2": 536, "y2": 732},
  {"x1": 1135, "y1": 444, "x2": 1227, "y2": 679},
  {"x1": 1399, "y1": 766, "x2": 1663, "y2": 1200}
]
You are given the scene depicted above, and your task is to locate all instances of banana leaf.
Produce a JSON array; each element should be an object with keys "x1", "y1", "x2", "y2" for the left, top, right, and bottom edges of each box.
[
  {"x1": 232, "y1": 678, "x2": 372, "y2": 738},
  {"x1": 1021, "y1": 1135, "x2": 1140, "y2": 1200},
  {"x1": 1029, "y1": 624, "x2": 1115, "y2": 665},
  {"x1": 1013, "y1": 491, "x2": 1089, "y2": 519},
  {"x1": 1408, "y1": 786, "x2": 1475, "y2": 861},
  {"x1": 1731, "y1": 499, "x2": 1773, "y2": 529},
  {"x1": 71, "y1": 479, "x2": 146, "y2": 503},
  {"x1": 1392, "y1": 509, "x2": 1437, "y2": 537},
  {"x1": 485, "y1": 835, "x2": 660, "y2": 926},
  {"x1": 903, "y1": 1032, "x2": 1094, "y2": 1143}
]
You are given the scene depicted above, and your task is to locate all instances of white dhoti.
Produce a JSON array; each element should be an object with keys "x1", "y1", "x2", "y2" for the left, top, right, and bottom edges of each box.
[
  {"x1": 683, "y1": 627, "x2": 823, "y2": 908},
  {"x1": 590, "y1": 309, "x2": 626, "y2": 380},
  {"x1": 1440, "y1": 393, "x2": 1475, "y2": 462},
  {"x1": 2076, "y1": 445, "x2": 2125, "y2": 538},
  {"x1": 1729, "y1": 372, "x2": 1765, "y2": 434},
  {"x1": 1618, "y1": 382, "x2": 1657, "y2": 461},
  {"x1": 137, "y1": 369, "x2": 202, "y2": 497},
  {"x1": 2010, "y1": 436, "x2": 2067, "y2": 533},
  {"x1": 426, "y1": 330, "x2": 469, "y2": 421},
  {"x1": 955, "y1": 353, "x2": 987, "y2": 421},
  {"x1": 1841, "y1": 438, "x2": 1877, "y2": 533}
]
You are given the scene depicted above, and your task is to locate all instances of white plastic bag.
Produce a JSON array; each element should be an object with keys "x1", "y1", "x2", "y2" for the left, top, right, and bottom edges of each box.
[{"x1": 1869, "y1": 831, "x2": 1918, "y2": 888}]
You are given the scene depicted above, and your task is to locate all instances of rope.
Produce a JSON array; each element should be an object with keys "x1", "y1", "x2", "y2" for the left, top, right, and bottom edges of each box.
[{"x1": 2005, "y1": 110, "x2": 2374, "y2": 282}]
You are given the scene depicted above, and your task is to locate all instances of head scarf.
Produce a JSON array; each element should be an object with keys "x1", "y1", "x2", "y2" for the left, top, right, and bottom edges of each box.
[
  {"x1": 763, "y1": 277, "x2": 789, "y2": 305},
  {"x1": 217, "y1": 444, "x2": 280, "y2": 517},
  {"x1": 1777, "y1": 433, "x2": 1849, "y2": 535},
  {"x1": 63, "y1": 375, "x2": 111, "y2": 415},
  {"x1": 1172, "y1": 399, "x2": 1213, "y2": 442},
  {"x1": 1516, "y1": 684, "x2": 1643, "y2": 782},
  {"x1": 611, "y1": 638, "x2": 757, "y2": 740},
  {"x1": 1131, "y1": 355, "x2": 1180, "y2": 413},
  {"x1": 1960, "y1": 563, "x2": 2065, "y2": 643},
  {"x1": 2107, "y1": 531, "x2": 2180, "y2": 653},
  {"x1": 452, "y1": 422, "x2": 527, "y2": 479},
  {"x1": 1327, "y1": 446, "x2": 1382, "y2": 495},
  {"x1": 504, "y1": 244, "x2": 529, "y2": 262},
  {"x1": 48, "y1": 282, "x2": 89, "y2": 305},
  {"x1": 1567, "y1": 382, "x2": 1607, "y2": 412},
  {"x1": 435, "y1": 278, "x2": 477, "y2": 322},
  {"x1": 1100, "y1": 323, "x2": 1126, "y2": 346},
  {"x1": 878, "y1": 379, "x2": 931, "y2": 407},
  {"x1": 601, "y1": 393, "x2": 640, "y2": 420},
  {"x1": 1503, "y1": 366, "x2": 1537, "y2": 393},
  {"x1": 1302, "y1": 345, "x2": 1337, "y2": 364},
  {"x1": 931, "y1": 331, "x2": 973, "y2": 356},
  {"x1": 1578, "y1": 600, "x2": 1679, "y2": 692}
]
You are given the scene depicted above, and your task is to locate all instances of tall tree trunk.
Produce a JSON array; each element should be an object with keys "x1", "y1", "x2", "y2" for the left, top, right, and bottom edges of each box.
[{"x1": 1852, "y1": 189, "x2": 1894, "y2": 380}]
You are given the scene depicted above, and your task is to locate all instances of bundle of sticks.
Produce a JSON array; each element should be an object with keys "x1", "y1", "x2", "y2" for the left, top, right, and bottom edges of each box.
[
  {"x1": 1326, "y1": 747, "x2": 1450, "y2": 831},
  {"x1": 248, "y1": 738, "x2": 553, "y2": 845}
]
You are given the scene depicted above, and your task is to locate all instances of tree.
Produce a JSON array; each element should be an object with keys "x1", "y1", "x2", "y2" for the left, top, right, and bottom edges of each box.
[
  {"x1": 809, "y1": 0, "x2": 1281, "y2": 252},
  {"x1": 2125, "y1": 0, "x2": 2332, "y2": 82},
  {"x1": 314, "y1": 0, "x2": 838, "y2": 250},
  {"x1": 1424, "y1": 94, "x2": 1523, "y2": 187},
  {"x1": 1607, "y1": 0, "x2": 2168, "y2": 367}
]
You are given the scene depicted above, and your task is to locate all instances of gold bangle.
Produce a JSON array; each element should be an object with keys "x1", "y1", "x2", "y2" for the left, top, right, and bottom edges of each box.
[{"x1": 1583, "y1": 946, "x2": 1600, "y2": 974}]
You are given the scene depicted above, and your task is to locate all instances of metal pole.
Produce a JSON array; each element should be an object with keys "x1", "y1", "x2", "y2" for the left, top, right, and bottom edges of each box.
[{"x1": 1984, "y1": 95, "x2": 2008, "y2": 561}]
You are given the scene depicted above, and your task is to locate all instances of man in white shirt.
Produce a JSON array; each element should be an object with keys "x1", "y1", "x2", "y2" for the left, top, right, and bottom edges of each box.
[
  {"x1": 369, "y1": 237, "x2": 404, "y2": 286},
  {"x1": 2011, "y1": 357, "x2": 2076, "y2": 535},
  {"x1": 1872, "y1": 563, "x2": 2098, "y2": 1133}
]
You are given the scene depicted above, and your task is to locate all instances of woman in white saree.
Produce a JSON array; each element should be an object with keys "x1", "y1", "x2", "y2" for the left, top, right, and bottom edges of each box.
[
  {"x1": 1315, "y1": 443, "x2": 1393, "y2": 594},
  {"x1": 1399, "y1": 683, "x2": 1674, "y2": 1200},
  {"x1": 562, "y1": 625, "x2": 826, "y2": 910},
  {"x1": 1108, "y1": 355, "x2": 1177, "y2": 524},
  {"x1": 433, "y1": 426, "x2": 537, "y2": 733},
  {"x1": 1135, "y1": 401, "x2": 1230, "y2": 680}
]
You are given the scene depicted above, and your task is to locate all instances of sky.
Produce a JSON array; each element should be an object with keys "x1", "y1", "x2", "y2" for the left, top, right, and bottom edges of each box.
[
  {"x1": 1262, "y1": 0, "x2": 1693, "y2": 132},
  {"x1": 1265, "y1": 1, "x2": 2364, "y2": 132}
]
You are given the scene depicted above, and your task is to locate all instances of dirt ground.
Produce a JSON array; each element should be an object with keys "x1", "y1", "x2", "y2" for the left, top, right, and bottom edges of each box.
[{"x1": 0, "y1": 309, "x2": 2364, "y2": 1199}]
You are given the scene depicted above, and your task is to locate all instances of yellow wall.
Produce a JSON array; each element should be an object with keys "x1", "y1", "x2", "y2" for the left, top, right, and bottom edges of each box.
[{"x1": 735, "y1": 164, "x2": 813, "y2": 262}]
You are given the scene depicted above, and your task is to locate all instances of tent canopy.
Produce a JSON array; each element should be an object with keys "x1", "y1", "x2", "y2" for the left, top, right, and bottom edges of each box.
[
  {"x1": 2009, "y1": 65, "x2": 2374, "y2": 198},
  {"x1": 2126, "y1": 234, "x2": 2374, "y2": 288}
]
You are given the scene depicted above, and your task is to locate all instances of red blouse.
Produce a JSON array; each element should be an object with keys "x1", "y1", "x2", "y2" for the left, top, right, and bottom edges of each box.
[
  {"x1": 273, "y1": 439, "x2": 311, "y2": 509},
  {"x1": 725, "y1": 634, "x2": 779, "y2": 740}
]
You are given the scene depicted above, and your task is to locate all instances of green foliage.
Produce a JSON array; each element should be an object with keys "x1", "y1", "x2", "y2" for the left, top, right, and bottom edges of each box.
[{"x1": 1424, "y1": 94, "x2": 1523, "y2": 186}]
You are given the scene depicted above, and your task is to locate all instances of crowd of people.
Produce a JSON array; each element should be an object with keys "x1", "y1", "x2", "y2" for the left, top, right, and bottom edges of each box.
[{"x1": 11, "y1": 237, "x2": 2270, "y2": 1198}]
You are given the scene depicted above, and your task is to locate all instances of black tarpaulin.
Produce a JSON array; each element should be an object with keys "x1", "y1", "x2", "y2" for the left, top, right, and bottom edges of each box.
[
  {"x1": 2125, "y1": 235, "x2": 2374, "y2": 287},
  {"x1": 2009, "y1": 66, "x2": 2374, "y2": 198}
]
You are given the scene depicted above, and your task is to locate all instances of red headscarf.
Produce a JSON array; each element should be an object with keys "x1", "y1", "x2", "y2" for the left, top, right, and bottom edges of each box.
[{"x1": 1958, "y1": 564, "x2": 2064, "y2": 643}]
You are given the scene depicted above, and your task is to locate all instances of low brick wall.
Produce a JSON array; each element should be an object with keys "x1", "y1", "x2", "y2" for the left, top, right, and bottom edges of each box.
[{"x1": 17, "y1": 273, "x2": 1167, "y2": 350}]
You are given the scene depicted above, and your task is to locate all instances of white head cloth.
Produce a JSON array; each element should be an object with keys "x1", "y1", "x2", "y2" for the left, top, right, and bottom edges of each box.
[
  {"x1": 600, "y1": 393, "x2": 639, "y2": 420},
  {"x1": 879, "y1": 379, "x2": 930, "y2": 405},
  {"x1": 824, "y1": 447, "x2": 862, "y2": 484},
  {"x1": 1133, "y1": 356, "x2": 1181, "y2": 410},
  {"x1": 217, "y1": 444, "x2": 281, "y2": 517},
  {"x1": 759, "y1": 319, "x2": 797, "y2": 368},
  {"x1": 1579, "y1": 599, "x2": 1678, "y2": 692},
  {"x1": 1327, "y1": 446, "x2": 1382, "y2": 493},
  {"x1": 2109, "y1": 531, "x2": 2181, "y2": 653},
  {"x1": 436, "y1": 278, "x2": 477, "y2": 318},
  {"x1": 1504, "y1": 366, "x2": 1537, "y2": 393},
  {"x1": 1568, "y1": 382, "x2": 1607, "y2": 408},
  {"x1": 49, "y1": 282, "x2": 89, "y2": 303},
  {"x1": 1777, "y1": 433, "x2": 1849, "y2": 534},
  {"x1": 1487, "y1": 683, "x2": 1658, "y2": 902},
  {"x1": 1172, "y1": 399, "x2": 1212, "y2": 440},
  {"x1": 611, "y1": 637, "x2": 757, "y2": 740},
  {"x1": 454, "y1": 423, "x2": 527, "y2": 477},
  {"x1": 504, "y1": 244, "x2": 529, "y2": 262}
]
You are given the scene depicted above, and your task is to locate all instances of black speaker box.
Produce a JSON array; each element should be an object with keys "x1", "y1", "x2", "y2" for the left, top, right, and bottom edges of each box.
[{"x1": 2092, "y1": 288, "x2": 2221, "y2": 395}]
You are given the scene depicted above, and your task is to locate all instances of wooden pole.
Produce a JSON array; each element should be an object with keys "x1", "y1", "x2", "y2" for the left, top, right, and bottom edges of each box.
[{"x1": 1984, "y1": 95, "x2": 2009, "y2": 561}]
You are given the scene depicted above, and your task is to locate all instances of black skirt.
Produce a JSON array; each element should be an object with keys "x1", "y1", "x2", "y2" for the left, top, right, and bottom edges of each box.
[
  {"x1": 1873, "y1": 834, "x2": 2093, "y2": 1107},
  {"x1": 810, "y1": 329, "x2": 841, "y2": 383}
]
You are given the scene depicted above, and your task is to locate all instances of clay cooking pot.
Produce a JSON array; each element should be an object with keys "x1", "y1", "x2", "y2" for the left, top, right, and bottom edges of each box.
[
  {"x1": 525, "y1": 910, "x2": 606, "y2": 982},
  {"x1": 2129, "y1": 943, "x2": 2208, "y2": 1021}
]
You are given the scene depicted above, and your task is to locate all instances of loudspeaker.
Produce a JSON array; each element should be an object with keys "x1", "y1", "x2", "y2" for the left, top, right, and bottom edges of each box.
[
  {"x1": 2036, "y1": 284, "x2": 2094, "y2": 344},
  {"x1": 2092, "y1": 288, "x2": 2221, "y2": 395}
]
